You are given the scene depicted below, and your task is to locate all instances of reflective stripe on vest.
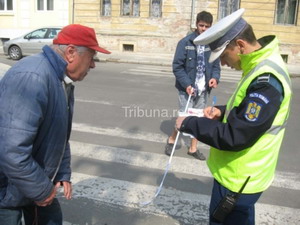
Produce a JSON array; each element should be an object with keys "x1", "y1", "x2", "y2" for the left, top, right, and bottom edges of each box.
[{"x1": 225, "y1": 59, "x2": 291, "y2": 135}]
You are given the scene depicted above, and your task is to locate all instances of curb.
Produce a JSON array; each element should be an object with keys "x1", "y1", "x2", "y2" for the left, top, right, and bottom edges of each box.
[{"x1": 97, "y1": 56, "x2": 300, "y2": 77}]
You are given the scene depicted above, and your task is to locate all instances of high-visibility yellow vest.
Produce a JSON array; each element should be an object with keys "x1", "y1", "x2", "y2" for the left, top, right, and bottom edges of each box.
[{"x1": 207, "y1": 36, "x2": 292, "y2": 193}]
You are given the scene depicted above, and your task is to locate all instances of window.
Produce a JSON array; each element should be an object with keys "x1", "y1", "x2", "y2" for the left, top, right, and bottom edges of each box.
[
  {"x1": 123, "y1": 44, "x2": 134, "y2": 52},
  {"x1": 0, "y1": 0, "x2": 13, "y2": 11},
  {"x1": 37, "y1": 0, "x2": 54, "y2": 11},
  {"x1": 25, "y1": 28, "x2": 48, "y2": 39},
  {"x1": 101, "y1": 0, "x2": 111, "y2": 16},
  {"x1": 150, "y1": 0, "x2": 162, "y2": 17},
  {"x1": 276, "y1": 0, "x2": 298, "y2": 25},
  {"x1": 122, "y1": 0, "x2": 140, "y2": 17},
  {"x1": 218, "y1": 0, "x2": 240, "y2": 19},
  {"x1": 47, "y1": 28, "x2": 61, "y2": 38}
]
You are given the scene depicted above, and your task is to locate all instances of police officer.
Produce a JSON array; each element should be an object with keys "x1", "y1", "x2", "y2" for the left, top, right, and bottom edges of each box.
[{"x1": 176, "y1": 9, "x2": 292, "y2": 225}]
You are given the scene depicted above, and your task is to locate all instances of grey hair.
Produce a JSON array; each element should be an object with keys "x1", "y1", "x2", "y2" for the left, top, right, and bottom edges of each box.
[{"x1": 50, "y1": 44, "x2": 90, "y2": 56}]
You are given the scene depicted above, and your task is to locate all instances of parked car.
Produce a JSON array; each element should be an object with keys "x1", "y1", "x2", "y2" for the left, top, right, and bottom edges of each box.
[{"x1": 3, "y1": 27, "x2": 62, "y2": 60}]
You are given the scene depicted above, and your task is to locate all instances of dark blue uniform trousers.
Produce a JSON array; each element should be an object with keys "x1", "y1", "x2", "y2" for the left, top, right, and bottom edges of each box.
[{"x1": 209, "y1": 179, "x2": 262, "y2": 225}]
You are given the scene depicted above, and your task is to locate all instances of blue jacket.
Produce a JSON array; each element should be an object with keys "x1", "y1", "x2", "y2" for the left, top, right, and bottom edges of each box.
[
  {"x1": 0, "y1": 45, "x2": 74, "y2": 208},
  {"x1": 173, "y1": 31, "x2": 221, "y2": 93}
]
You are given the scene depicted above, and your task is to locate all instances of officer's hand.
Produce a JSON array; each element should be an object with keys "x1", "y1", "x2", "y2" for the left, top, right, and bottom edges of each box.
[{"x1": 203, "y1": 106, "x2": 221, "y2": 119}]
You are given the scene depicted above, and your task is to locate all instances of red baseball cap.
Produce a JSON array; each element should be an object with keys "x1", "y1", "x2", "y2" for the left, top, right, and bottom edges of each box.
[{"x1": 53, "y1": 24, "x2": 111, "y2": 54}]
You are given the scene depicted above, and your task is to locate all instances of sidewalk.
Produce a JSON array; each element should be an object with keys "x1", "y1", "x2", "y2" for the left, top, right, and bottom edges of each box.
[
  {"x1": 97, "y1": 51, "x2": 174, "y2": 67},
  {"x1": 0, "y1": 47, "x2": 299, "y2": 77},
  {"x1": 97, "y1": 51, "x2": 300, "y2": 77}
]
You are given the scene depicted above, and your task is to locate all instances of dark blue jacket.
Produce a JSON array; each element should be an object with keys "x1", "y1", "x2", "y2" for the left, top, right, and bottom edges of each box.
[
  {"x1": 173, "y1": 31, "x2": 221, "y2": 93},
  {"x1": 0, "y1": 45, "x2": 73, "y2": 208}
]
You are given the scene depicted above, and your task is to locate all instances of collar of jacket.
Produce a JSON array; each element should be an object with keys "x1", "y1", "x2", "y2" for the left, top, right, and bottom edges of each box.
[
  {"x1": 189, "y1": 31, "x2": 199, "y2": 42},
  {"x1": 42, "y1": 45, "x2": 68, "y2": 82},
  {"x1": 240, "y1": 35, "x2": 278, "y2": 75}
]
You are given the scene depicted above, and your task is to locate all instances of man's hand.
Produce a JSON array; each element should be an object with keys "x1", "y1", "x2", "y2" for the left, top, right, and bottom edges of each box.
[
  {"x1": 60, "y1": 181, "x2": 72, "y2": 200},
  {"x1": 186, "y1": 86, "x2": 195, "y2": 96},
  {"x1": 34, "y1": 181, "x2": 72, "y2": 207},
  {"x1": 208, "y1": 78, "x2": 218, "y2": 88},
  {"x1": 34, "y1": 182, "x2": 60, "y2": 207}
]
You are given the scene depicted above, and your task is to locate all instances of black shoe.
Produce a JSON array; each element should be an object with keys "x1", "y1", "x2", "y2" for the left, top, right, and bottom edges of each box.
[
  {"x1": 187, "y1": 150, "x2": 206, "y2": 160},
  {"x1": 165, "y1": 138, "x2": 174, "y2": 156}
]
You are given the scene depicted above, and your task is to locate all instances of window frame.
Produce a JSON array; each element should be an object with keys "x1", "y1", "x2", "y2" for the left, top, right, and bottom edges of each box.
[
  {"x1": 24, "y1": 28, "x2": 48, "y2": 40},
  {"x1": 275, "y1": 0, "x2": 299, "y2": 25},
  {"x1": 101, "y1": 0, "x2": 111, "y2": 16},
  {"x1": 121, "y1": 0, "x2": 140, "y2": 17},
  {"x1": 37, "y1": 0, "x2": 54, "y2": 11},
  {"x1": 218, "y1": 0, "x2": 240, "y2": 19},
  {"x1": 150, "y1": 0, "x2": 162, "y2": 18},
  {"x1": 0, "y1": 0, "x2": 13, "y2": 11}
]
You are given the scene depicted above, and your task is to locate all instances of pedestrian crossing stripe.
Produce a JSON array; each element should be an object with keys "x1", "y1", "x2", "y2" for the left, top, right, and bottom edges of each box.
[
  {"x1": 70, "y1": 125, "x2": 300, "y2": 191},
  {"x1": 60, "y1": 171, "x2": 300, "y2": 225},
  {"x1": 120, "y1": 65, "x2": 241, "y2": 83}
]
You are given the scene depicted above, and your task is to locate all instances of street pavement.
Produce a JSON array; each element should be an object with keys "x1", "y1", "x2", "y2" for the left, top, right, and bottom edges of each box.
[
  {"x1": 0, "y1": 43, "x2": 299, "y2": 77},
  {"x1": 0, "y1": 55, "x2": 300, "y2": 224},
  {"x1": 96, "y1": 51, "x2": 300, "y2": 77},
  {"x1": 60, "y1": 63, "x2": 299, "y2": 224}
]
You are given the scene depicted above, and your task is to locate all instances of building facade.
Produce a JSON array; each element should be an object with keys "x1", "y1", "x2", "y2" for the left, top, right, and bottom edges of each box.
[
  {"x1": 72, "y1": 0, "x2": 300, "y2": 65},
  {"x1": 0, "y1": 0, "x2": 71, "y2": 41},
  {"x1": 1, "y1": 0, "x2": 299, "y2": 64}
]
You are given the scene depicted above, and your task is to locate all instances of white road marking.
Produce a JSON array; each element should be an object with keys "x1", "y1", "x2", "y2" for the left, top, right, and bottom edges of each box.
[
  {"x1": 120, "y1": 65, "x2": 242, "y2": 83},
  {"x1": 69, "y1": 139, "x2": 300, "y2": 191},
  {"x1": 72, "y1": 122, "x2": 176, "y2": 144},
  {"x1": 63, "y1": 172, "x2": 300, "y2": 225},
  {"x1": 75, "y1": 98, "x2": 113, "y2": 105},
  {"x1": 70, "y1": 140, "x2": 211, "y2": 178},
  {"x1": 72, "y1": 122, "x2": 209, "y2": 148},
  {"x1": 121, "y1": 70, "x2": 172, "y2": 77}
]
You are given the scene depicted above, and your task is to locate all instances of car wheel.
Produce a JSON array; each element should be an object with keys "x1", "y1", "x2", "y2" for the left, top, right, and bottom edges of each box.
[{"x1": 8, "y1": 45, "x2": 22, "y2": 60}]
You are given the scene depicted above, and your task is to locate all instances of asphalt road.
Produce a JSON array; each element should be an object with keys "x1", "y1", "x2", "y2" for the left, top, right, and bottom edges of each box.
[{"x1": 0, "y1": 56, "x2": 299, "y2": 224}]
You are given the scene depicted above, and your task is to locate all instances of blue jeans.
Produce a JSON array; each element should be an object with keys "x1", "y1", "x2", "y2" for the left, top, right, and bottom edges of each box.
[
  {"x1": 0, "y1": 207, "x2": 22, "y2": 225},
  {"x1": 209, "y1": 179, "x2": 262, "y2": 225},
  {"x1": 0, "y1": 198, "x2": 62, "y2": 225}
]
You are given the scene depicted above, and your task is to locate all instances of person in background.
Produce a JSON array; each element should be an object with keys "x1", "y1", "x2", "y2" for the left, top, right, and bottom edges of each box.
[
  {"x1": 0, "y1": 24, "x2": 110, "y2": 225},
  {"x1": 176, "y1": 9, "x2": 292, "y2": 225},
  {"x1": 165, "y1": 11, "x2": 221, "y2": 160}
]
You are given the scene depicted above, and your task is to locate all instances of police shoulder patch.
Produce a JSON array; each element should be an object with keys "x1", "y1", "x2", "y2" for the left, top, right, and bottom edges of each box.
[{"x1": 244, "y1": 101, "x2": 262, "y2": 122}]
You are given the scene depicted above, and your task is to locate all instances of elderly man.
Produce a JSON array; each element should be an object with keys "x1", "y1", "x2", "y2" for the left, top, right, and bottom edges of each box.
[
  {"x1": 0, "y1": 24, "x2": 110, "y2": 225},
  {"x1": 176, "y1": 9, "x2": 292, "y2": 225}
]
